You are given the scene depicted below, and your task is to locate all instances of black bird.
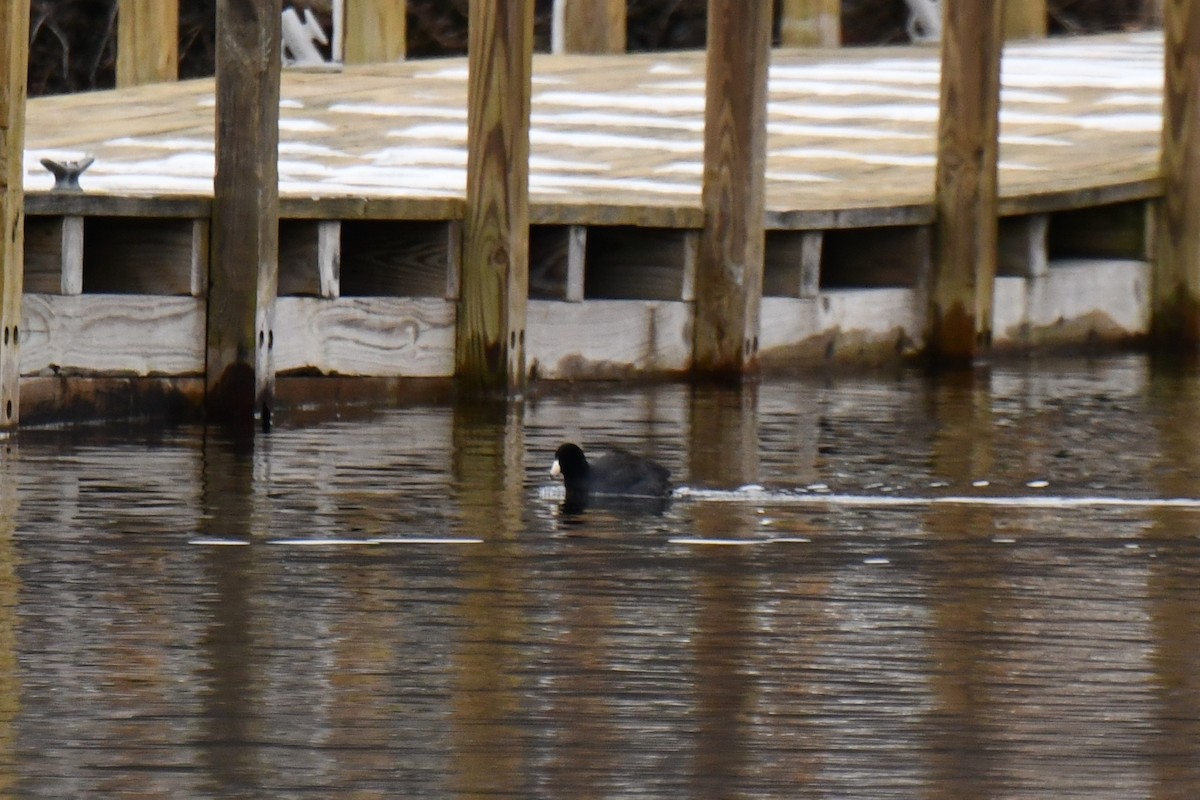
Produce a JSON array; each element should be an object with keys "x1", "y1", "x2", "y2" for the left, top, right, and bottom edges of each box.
[{"x1": 550, "y1": 442, "x2": 672, "y2": 500}]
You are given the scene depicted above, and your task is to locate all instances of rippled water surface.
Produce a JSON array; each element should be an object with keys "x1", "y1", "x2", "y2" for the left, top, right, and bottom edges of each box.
[{"x1": 3, "y1": 355, "x2": 1200, "y2": 798}]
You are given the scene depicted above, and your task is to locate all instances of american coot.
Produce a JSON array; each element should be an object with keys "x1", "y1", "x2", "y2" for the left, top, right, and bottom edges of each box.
[{"x1": 550, "y1": 442, "x2": 672, "y2": 499}]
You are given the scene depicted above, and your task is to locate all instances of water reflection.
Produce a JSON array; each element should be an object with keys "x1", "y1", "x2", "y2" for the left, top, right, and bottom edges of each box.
[{"x1": 2, "y1": 355, "x2": 1200, "y2": 797}]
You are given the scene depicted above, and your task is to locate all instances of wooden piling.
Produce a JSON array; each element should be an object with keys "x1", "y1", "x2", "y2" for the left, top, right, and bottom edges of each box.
[
  {"x1": 0, "y1": 0, "x2": 28, "y2": 430},
  {"x1": 778, "y1": 0, "x2": 841, "y2": 48},
  {"x1": 554, "y1": 0, "x2": 626, "y2": 54},
  {"x1": 1004, "y1": 0, "x2": 1047, "y2": 40},
  {"x1": 117, "y1": 0, "x2": 179, "y2": 87},
  {"x1": 691, "y1": 0, "x2": 771, "y2": 378},
  {"x1": 1153, "y1": 0, "x2": 1200, "y2": 348},
  {"x1": 927, "y1": 2, "x2": 1003, "y2": 363},
  {"x1": 344, "y1": 0, "x2": 407, "y2": 65},
  {"x1": 456, "y1": 0, "x2": 534, "y2": 397},
  {"x1": 206, "y1": 1, "x2": 281, "y2": 430}
]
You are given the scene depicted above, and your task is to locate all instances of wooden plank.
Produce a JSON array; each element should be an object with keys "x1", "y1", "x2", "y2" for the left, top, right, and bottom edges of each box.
[
  {"x1": 20, "y1": 295, "x2": 204, "y2": 376},
  {"x1": 207, "y1": 0, "x2": 282, "y2": 429},
  {"x1": 822, "y1": 226, "x2": 931, "y2": 288},
  {"x1": 584, "y1": 227, "x2": 690, "y2": 300},
  {"x1": 1004, "y1": 0, "x2": 1047, "y2": 40},
  {"x1": 344, "y1": 0, "x2": 407, "y2": 65},
  {"x1": 525, "y1": 299, "x2": 692, "y2": 380},
  {"x1": 456, "y1": 0, "x2": 534, "y2": 396},
  {"x1": 0, "y1": 0, "x2": 28, "y2": 428},
  {"x1": 273, "y1": 297, "x2": 455, "y2": 377},
  {"x1": 927, "y1": 2, "x2": 1003, "y2": 362},
  {"x1": 83, "y1": 217, "x2": 198, "y2": 295},
  {"x1": 1154, "y1": 0, "x2": 1200, "y2": 347},
  {"x1": 997, "y1": 214, "x2": 1048, "y2": 278},
  {"x1": 117, "y1": 0, "x2": 180, "y2": 87},
  {"x1": 691, "y1": 0, "x2": 771, "y2": 377},
  {"x1": 763, "y1": 230, "x2": 821, "y2": 298},
  {"x1": 339, "y1": 220, "x2": 450, "y2": 297},
  {"x1": 778, "y1": 0, "x2": 840, "y2": 47},
  {"x1": 554, "y1": 0, "x2": 626, "y2": 54},
  {"x1": 24, "y1": 217, "x2": 83, "y2": 295}
]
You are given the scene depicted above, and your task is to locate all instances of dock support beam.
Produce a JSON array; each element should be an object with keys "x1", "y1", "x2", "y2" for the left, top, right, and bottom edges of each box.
[
  {"x1": 1004, "y1": 0, "x2": 1047, "y2": 40},
  {"x1": 692, "y1": 0, "x2": 771, "y2": 379},
  {"x1": 206, "y1": 1, "x2": 281, "y2": 431},
  {"x1": 779, "y1": 0, "x2": 841, "y2": 47},
  {"x1": 0, "y1": 0, "x2": 28, "y2": 431},
  {"x1": 1153, "y1": 0, "x2": 1200, "y2": 348},
  {"x1": 927, "y1": 2, "x2": 1003, "y2": 364},
  {"x1": 456, "y1": 0, "x2": 534, "y2": 398},
  {"x1": 553, "y1": 0, "x2": 626, "y2": 54},
  {"x1": 344, "y1": 0, "x2": 407, "y2": 64},
  {"x1": 117, "y1": 0, "x2": 179, "y2": 87}
]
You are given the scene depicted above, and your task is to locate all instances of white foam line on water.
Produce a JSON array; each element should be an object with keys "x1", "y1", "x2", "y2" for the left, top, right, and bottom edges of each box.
[
  {"x1": 266, "y1": 537, "x2": 484, "y2": 546},
  {"x1": 676, "y1": 489, "x2": 1200, "y2": 510},
  {"x1": 670, "y1": 537, "x2": 812, "y2": 546}
]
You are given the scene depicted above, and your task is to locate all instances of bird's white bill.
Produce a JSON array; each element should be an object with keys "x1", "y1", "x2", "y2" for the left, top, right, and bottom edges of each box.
[{"x1": 550, "y1": 459, "x2": 561, "y2": 477}]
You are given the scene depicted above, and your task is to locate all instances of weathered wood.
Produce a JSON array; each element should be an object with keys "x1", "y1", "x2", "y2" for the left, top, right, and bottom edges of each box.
[
  {"x1": 117, "y1": 0, "x2": 180, "y2": 87},
  {"x1": 763, "y1": 230, "x2": 822, "y2": 298},
  {"x1": 24, "y1": 216, "x2": 83, "y2": 295},
  {"x1": 274, "y1": 296, "x2": 455, "y2": 377},
  {"x1": 83, "y1": 217, "x2": 199, "y2": 295},
  {"x1": 1049, "y1": 201, "x2": 1150, "y2": 261},
  {"x1": 927, "y1": 2, "x2": 1003, "y2": 363},
  {"x1": 526, "y1": 299, "x2": 692, "y2": 380},
  {"x1": 585, "y1": 227, "x2": 691, "y2": 300},
  {"x1": 1004, "y1": 0, "x2": 1047, "y2": 40},
  {"x1": 0, "y1": 0, "x2": 28, "y2": 428},
  {"x1": 21, "y1": 295, "x2": 204, "y2": 376},
  {"x1": 456, "y1": 0, "x2": 534, "y2": 396},
  {"x1": 344, "y1": 0, "x2": 407, "y2": 65},
  {"x1": 822, "y1": 225, "x2": 931, "y2": 289},
  {"x1": 779, "y1": 0, "x2": 841, "y2": 47},
  {"x1": 691, "y1": 0, "x2": 771, "y2": 377},
  {"x1": 279, "y1": 219, "x2": 341, "y2": 297},
  {"x1": 997, "y1": 214, "x2": 1048, "y2": 278},
  {"x1": 339, "y1": 220, "x2": 451, "y2": 297},
  {"x1": 1155, "y1": 0, "x2": 1200, "y2": 348},
  {"x1": 207, "y1": 0, "x2": 282, "y2": 429},
  {"x1": 554, "y1": 0, "x2": 626, "y2": 54}
]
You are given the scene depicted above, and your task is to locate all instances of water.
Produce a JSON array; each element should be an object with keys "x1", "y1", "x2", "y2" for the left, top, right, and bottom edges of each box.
[{"x1": 2, "y1": 354, "x2": 1200, "y2": 798}]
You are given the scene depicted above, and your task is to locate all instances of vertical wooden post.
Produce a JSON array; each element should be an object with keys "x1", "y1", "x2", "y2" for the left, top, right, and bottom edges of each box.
[
  {"x1": 456, "y1": 0, "x2": 534, "y2": 397},
  {"x1": 778, "y1": 0, "x2": 840, "y2": 48},
  {"x1": 207, "y1": 1, "x2": 281, "y2": 431},
  {"x1": 117, "y1": 0, "x2": 180, "y2": 87},
  {"x1": 691, "y1": 0, "x2": 771, "y2": 378},
  {"x1": 553, "y1": 0, "x2": 626, "y2": 54},
  {"x1": 0, "y1": 0, "x2": 28, "y2": 431},
  {"x1": 1004, "y1": 0, "x2": 1047, "y2": 40},
  {"x1": 927, "y1": 3, "x2": 1003, "y2": 364},
  {"x1": 1153, "y1": 0, "x2": 1200, "y2": 348},
  {"x1": 344, "y1": 0, "x2": 407, "y2": 64}
]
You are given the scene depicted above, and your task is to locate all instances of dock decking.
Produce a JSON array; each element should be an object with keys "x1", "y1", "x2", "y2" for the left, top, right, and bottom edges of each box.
[{"x1": 17, "y1": 32, "x2": 1162, "y2": 403}]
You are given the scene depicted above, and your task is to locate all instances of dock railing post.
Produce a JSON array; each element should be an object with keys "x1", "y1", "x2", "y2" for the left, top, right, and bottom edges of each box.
[
  {"x1": 691, "y1": 0, "x2": 771, "y2": 379},
  {"x1": 552, "y1": 0, "x2": 626, "y2": 54},
  {"x1": 117, "y1": 0, "x2": 180, "y2": 87},
  {"x1": 344, "y1": 0, "x2": 407, "y2": 64},
  {"x1": 0, "y1": 0, "x2": 28, "y2": 431},
  {"x1": 778, "y1": 0, "x2": 841, "y2": 47},
  {"x1": 1004, "y1": 0, "x2": 1047, "y2": 40},
  {"x1": 926, "y1": 2, "x2": 1003, "y2": 364},
  {"x1": 456, "y1": 0, "x2": 534, "y2": 398},
  {"x1": 1153, "y1": 0, "x2": 1200, "y2": 348},
  {"x1": 206, "y1": 0, "x2": 282, "y2": 432}
]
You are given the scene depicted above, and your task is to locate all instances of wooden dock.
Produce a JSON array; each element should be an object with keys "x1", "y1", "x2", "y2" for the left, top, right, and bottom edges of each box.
[{"x1": 16, "y1": 32, "x2": 1163, "y2": 416}]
